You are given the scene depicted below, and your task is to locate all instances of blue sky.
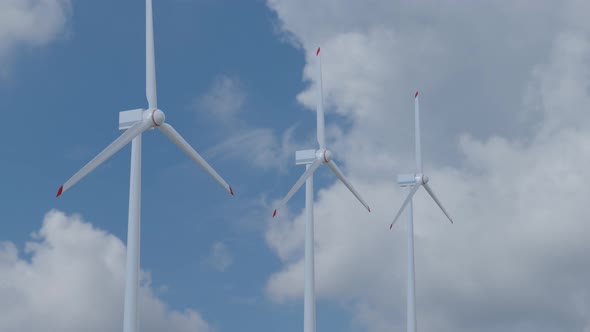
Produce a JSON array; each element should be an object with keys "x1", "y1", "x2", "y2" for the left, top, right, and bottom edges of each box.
[
  {"x1": 2, "y1": 1, "x2": 590, "y2": 332},
  {"x1": 0, "y1": 1, "x2": 353, "y2": 331},
  {"x1": 0, "y1": 1, "x2": 314, "y2": 330}
]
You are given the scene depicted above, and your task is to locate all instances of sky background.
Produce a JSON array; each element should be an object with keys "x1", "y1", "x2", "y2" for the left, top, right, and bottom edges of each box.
[{"x1": 1, "y1": 1, "x2": 590, "y2": 332}]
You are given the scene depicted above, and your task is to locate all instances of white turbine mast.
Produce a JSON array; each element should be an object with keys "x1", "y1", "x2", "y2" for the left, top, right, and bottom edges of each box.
[
  {"x1": 56, "y1": 1, "x2": 234, "y2": 331},
  {"x1": 273, "y1": 47, "x2": 371, "y2": 332},
  {"x1": 390, "y1": 91, "x2": 453, "y2": 332}
]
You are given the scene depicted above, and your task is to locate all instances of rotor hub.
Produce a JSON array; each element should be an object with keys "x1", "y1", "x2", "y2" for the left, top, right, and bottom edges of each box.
[
  {"x1": 149, "y1": 109, "x2": 166, "y2": 126},
  {"x1": 317, "y1": 149, "x2": 333, "y2": 163},
  {"x1": 416, "y1": 173, "x2": 429, "y2": 185}
]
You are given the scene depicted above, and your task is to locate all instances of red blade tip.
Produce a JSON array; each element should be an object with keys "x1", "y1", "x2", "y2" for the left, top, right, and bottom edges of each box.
[
  {"x1": 316, "y1": 47, "x2": 321, "y2": 56},
  {"x1": 56, "y1": 185, "x2": 63, "y2": 197},
  {"x1": 229, "y1": 186, "x2": 234, "y2": 196},
  {"x1": 415, "y1": 91, "x2": 419, "y2": 98},
  {"x1": 368, "y1": 207, "x2": 371, "y2": 213},
  {"x1": 389, "y1": 223, "x2": 393, "y2": 230},
  {"x1": 272, "y1": 209, "x2": 277, "y2": 218}
]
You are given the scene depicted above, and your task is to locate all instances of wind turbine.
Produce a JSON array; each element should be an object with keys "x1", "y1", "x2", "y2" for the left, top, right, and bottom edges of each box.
[
  {"x1": 389, "y1": 91, "x2": 453, "y2": 332},
  {"x1": 56, "y1": 1, "x2": 234, "y2": 331},
  {"x1": 273, "y1": 47, "x2": 371, "y2": 332}
]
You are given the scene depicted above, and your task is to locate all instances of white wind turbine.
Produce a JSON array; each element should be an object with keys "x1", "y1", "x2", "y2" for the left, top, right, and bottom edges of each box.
[
  {"x1": 273, "y1": 47, "x2": 371, "y2": 332},
  {"x1": 389, "y1": 92, "x2": 453, "y2": 332},
  {"x1": 56, "y1": 1, "x2": 234, "y2": 331}
]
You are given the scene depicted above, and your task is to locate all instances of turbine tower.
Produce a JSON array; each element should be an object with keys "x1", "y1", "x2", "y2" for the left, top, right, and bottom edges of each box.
[
  {"x1": 56, "y1": 1, "x2": 234, "y2": 331},
  {"x1": 273, "y1": 47, "x2": 371, "y2": 332},
  {"x1": 389, "y1": 92, "x2": 453, "y2": 332}
]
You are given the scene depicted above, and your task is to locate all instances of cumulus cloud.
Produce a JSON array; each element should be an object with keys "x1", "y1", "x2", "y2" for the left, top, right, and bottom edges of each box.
[
  {"x1": 0, "y1": 210, "x2": 210, "y2": 332},
  {"x1": 0, "y1": 0, "x2": 71, "y2": 65},
  {"x1": 264, "y1": 1, "x2": 590, "y2": 331}
]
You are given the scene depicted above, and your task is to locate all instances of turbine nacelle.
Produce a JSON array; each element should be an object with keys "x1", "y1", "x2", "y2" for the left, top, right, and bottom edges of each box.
[
  {"x1": 118, "y1": 108, "x2": 165, "y2": 130},
  {"x1": 397, "y1": 173, "x2": 429, "y2": 187}
]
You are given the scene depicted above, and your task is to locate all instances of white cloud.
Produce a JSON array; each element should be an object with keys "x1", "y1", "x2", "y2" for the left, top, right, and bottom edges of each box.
[
  {"x1": 264, "y1": 1, "x2": 590, "y2": 331},
  {"x1": 205, "y1": 126, "x2": 297, "y2": 172},
  {"x1": 197, "y1": 75, "x2": 297, "y2": 172},
  {"x1": 197, "y1": 75, "x2": 247, "y2": 127},
  {"x1": 207, "y1": 241, "x2": 233, "y2": 272},
  {"x1": 0, "y1": 210, "x2": 210, "y2": 332},
  {"x1": 0, "y1": 0, "x2": 71, "y2": 65}
]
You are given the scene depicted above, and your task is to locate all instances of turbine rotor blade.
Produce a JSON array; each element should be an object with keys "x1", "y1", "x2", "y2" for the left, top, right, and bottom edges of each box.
[
  {"x1": 316, "y1": 47, "x2": 326, "y2": 149},
  {"x1": 389, "y1": 184, "x2": 421, "y2": 229},
  {"x1": 57, "y1": 118, "x2": 153, "y2": 197},
  {"x1": 415, "y1": 91, "x2": 422, "y2": 173},
  {"x1": 423, "y1": 183, "x2": 453, "y2": 224},
  {"x1": 326, "y1": 160, "x2": 371, "y2": 212},
  {"x1": 159, "y1": 123, "x2": 233, "y2": 195},
  {"x1": 273, "y1": 160, "x2": 322, "y2": 217},
  {"x1": 146, "y1": 0, "x2": 157, "y2": 109}
]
